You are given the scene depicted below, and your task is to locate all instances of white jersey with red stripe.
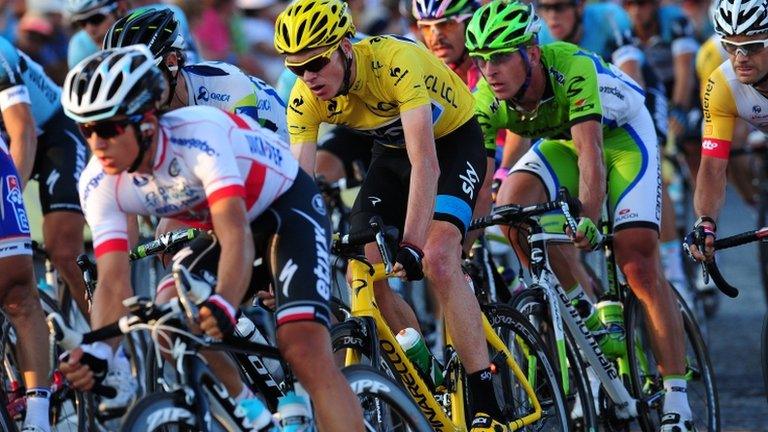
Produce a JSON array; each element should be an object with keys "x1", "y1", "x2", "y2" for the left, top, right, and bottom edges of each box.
[{"x1": 79, "y1": 106, "x2": 299, "y2": 257}]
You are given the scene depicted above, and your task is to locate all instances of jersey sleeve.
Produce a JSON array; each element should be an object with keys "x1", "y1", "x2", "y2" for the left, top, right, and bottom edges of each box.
[
  {"x1": 385, "y1": 42, "x2": 432, "y2": 113},
  {"x1": 285, "y1": 81, "x2": 322, "y2": 145},
  {"x1": 701, "y1": 68, "x2": 737, "y2": 159},
  {"x1": 0, "y1": 38, "x2": 30, "y2": 111},
  {"x1": 78, "y1": 168, "x2": 129, "y2": 258},
  {"x1": 565, "y1": 55, "x2": 603, "y2": 124},
  {"x1": 473, "y1": 80, "x2": 505, "y2": 151},
  {"x1": 177, "y1": 116, "x2": 248, "y2": 205},
  {"x1": 669, "y1": 15, "x2": 699, "y2": 57}
]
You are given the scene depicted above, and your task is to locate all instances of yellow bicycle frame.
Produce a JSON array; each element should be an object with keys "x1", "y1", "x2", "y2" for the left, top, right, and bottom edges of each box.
[{"x1": 344, "y1": 259, "x2": 543, "y2": 431}]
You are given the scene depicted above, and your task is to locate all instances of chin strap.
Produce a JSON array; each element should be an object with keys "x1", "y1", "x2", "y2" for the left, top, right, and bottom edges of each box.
[
  {"x1": 335, "y1": 48, "x2": 354, "y2": 97},
  {"x1": 509, "y1": 46, "x2": 533, "y2": 105},
  {"x1": 753, "y1": 71, "x2": 768, "y2": 90},
  {"x1": 448, "y1": 48, "x2": 469, "y2": 71},
  {"x1": 127, "y1": 114, "x2": 154, "y2": 174}
]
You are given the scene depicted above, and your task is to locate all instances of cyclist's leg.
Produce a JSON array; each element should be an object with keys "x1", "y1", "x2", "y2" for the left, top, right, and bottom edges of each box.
[
  {"x1": 36, "y1": 111, "x2": 90, "y2": 318},
  {"x1": 268, "y1": 170, "x2": 363, "y2": 431},
  {"x1": 0, "y1": 148, "x2": 51, "y2": 430},
  {"x1": 349, "y1": 145, "x2": 420, "y2": 333},
  {"x1": 463, "y1": 155, "x2": 496, "y2": 253},
  {"x1": 605, "y1": 114, "x2": 688, "y2": 417},
  {"x1": 496, "y1": 139, "x2": 595, "y2": 294},
  {"x1": 316, "y1": 126, "x2": 373, "y2": 183}
]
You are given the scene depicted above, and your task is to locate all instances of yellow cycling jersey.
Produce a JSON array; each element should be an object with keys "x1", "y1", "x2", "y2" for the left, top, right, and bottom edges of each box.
[
  {"x1": 286, "y1": 35, "x2": 474, "y2": 148},
  {"x1": 695, "y1": 35, "x2": 727, "y2": 99},
  {"x1": 701, "y1": 60, "x2": 768, "y2": 159}
]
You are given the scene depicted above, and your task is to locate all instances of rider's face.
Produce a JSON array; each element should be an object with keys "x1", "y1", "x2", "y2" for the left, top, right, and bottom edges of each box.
[
  {"x1": 537, "y1": 1, "x2": 579, "y2": 42},
  {"x1": 418, "y1": 18, "x2": 468, "y2": 65},
  {"x1": 474, "y1": 46, "x2": 538, "y2": 100},
  {"x1": 285, "y1": 41, "x2": 350, "y2": 100},
  {"x1": 81, "y1": 117, "x2": 140, "y2": 175},
  {"x1": 723, "y1": 34, "x2": 768, "y2": 85}
]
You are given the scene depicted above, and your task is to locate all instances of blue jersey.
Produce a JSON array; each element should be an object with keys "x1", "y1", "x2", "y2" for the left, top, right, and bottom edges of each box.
[
  {"x1": 0, "y1": 36, "x2": 60, "y2": 132},
  {"x1": 67, "y1": 3, "x2": 199, "y2": 69},
  {"x1": 539, "y1": 2, "x2": 635, "y2": 63}
]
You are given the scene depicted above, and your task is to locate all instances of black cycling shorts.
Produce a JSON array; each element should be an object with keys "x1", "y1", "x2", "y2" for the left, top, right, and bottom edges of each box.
[
  {"x1": 349, "y1": 117, "x2": 486, "y2": 240},
  {"x1": 34, "y1": 109, "x2": 88, "y2": 214},
  {"x1": 167, "y1": 170, "x2": 332, "y2": 328},
  {"x1": 318, "y1": 126, "x2": 374, "y2": 181}
]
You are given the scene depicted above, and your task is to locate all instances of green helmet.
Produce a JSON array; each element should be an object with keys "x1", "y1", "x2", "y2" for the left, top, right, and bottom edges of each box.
[{"x1": 465, "y1": 0, "x2": 541, "y2": 53}]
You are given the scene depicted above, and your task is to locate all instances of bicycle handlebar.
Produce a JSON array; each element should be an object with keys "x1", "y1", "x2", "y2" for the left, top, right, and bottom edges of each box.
[
  {"x1": 469, "y1": 187, "x2": 582, "y2": 231},
  {"x1": 692, "y1": 226, "x2": 768, "y2": 298},
  {"x1": 129, "y1": 228, "x2": 201, "y2": 261}
]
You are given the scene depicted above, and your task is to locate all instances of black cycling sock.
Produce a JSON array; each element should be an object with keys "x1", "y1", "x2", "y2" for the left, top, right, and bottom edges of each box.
[{"x1": 467, "y1": 367, "x2": 503, "y2": 419}]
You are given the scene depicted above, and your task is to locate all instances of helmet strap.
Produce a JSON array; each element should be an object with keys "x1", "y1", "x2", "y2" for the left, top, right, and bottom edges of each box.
[
  {"x1": 448, "y1": 48, "x2": 470, "y2": 71},
  {"x1": 753, "y1": 71, "x2": 768, "y2": 90},
  {"x1": 510, "y1": 46, "x2": 533, "y2": 104},
  {"x1": 336, "y1": 47, "x2": 354, "y2": 97},
  {"x1": 127, "y1": 114, "x2": 155, "y2": 173},
  {"x1": 563, "y1": 9, "x2": 583, "y2": 44}
]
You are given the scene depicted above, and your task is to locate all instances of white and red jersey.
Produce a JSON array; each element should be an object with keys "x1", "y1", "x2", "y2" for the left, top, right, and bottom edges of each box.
[{"x1": 79, "y1": 106, "x2": 299, "y2": 258}]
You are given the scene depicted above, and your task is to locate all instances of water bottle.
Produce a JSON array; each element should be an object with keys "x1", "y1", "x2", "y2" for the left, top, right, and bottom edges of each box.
[
  {"x1": 276, "y1": 391, "x2": 314, "y2": 432},
  {"x1": 236, "y1": 316, "x2": 284, "y2": 381},
  {"x1": 235, "y1": 397, "x2": 278, "y2": 432},
  {"x1": 596, "y1": 299, "x2": 627, "y2": 358},
  {"x1": 395, "y1": 327, "x2": 444, "y2": 389}
]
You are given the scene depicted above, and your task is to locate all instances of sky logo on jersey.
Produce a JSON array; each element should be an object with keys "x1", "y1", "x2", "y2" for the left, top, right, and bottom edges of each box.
[
  {"x1": 5, "y1": 175, "x2": 29, "y2": 233},
  {"x1": 197, "y1": 86, "x2": 230, "y2": 102}
]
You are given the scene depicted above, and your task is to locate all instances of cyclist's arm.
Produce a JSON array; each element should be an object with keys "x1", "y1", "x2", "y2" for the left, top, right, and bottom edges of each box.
[
  {"x1": 500, "y1": 132, "x2": 530, "y2": 169},
  {"x1": 570, "y1": 120, "x2": 605, "y2": 222},
  {"x1": 693, "y1": 156, "x2": 727, "y2": 222},
  {"x1": 292, "y1": 141, "x2": 319, "y2": 176},
  {"x1": 94, "y1": 251, "x2": 132, "y2": 334},
  {"x1": 671, "y1": 51, "x2": 695, "y2": 109},
  {"x1": 210, "y1": 195, "x2": 254, "y2": 306},
  {"x1": 402, "y1": 104, "x2": 439, "y2": 248},
  {"x1": 1, "y1": 102, "x2": 36, "y2": 187}
]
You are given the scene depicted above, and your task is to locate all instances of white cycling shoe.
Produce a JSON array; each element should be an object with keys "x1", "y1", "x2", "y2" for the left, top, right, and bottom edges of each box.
[
  {"x1": 98, "y1": 354, "x2": 138, "y2": 413},
  {"x1": 659, "y1": 412, "x2": 697, "y2": 432}
]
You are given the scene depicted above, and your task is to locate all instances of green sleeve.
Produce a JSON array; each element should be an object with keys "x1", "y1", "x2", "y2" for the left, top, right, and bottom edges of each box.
[
  {"x1": 564, "y1": 55, "x2": 603, "y2": 124},
  {"x1": 473, "y1": 79, "x2": 504, "y2": 152}
]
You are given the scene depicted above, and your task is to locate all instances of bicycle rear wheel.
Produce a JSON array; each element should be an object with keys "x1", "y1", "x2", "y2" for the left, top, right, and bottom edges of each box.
[
  {"x1": 758, "y1": 186, "x2": 768, "y2": 309},
  {"x1": 484, "y1": 303, "x2": 570, "y2": 431},
  {"x1": 625, "y1": 289, "x2": 719, "y2": 432}
]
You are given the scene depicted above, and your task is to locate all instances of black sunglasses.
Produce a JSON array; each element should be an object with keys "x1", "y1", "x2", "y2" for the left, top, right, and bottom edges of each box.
[
  {"x1": 623, "y1": 0, "x2": 654, "y2": 6},
  {"x1": 79, "y1": 115, "x2": 142, "y2": 139},
  {"x1": 285, "y1": 45, "x2": 338, "y2": 76},
  {"x1": 537, "y1": 2, "x2": 577, "y2": 13},
  {"x1": 77, "y1": 13, "x2": 108, "y2": 28}
]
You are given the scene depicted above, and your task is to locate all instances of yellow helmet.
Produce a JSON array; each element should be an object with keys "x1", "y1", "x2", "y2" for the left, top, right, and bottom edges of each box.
[{"x1": 274, "y1": 0, "x2": 355, "y2": 54}]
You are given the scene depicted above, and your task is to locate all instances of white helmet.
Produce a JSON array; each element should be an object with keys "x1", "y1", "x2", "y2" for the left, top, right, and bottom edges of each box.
[
  {"x1": 62, "y1": 45, "x2": 167, "y2": 123},
  {"x1": 713, "y1": 0, "x2": 768, "y2": 36},
  {"x1": 65, "y1": 0, "x2": 118, "y2": 21}
]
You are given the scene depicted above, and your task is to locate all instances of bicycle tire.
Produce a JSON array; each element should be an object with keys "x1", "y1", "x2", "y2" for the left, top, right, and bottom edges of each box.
[
  {"x1": 758, "y1": 187, "x2": 768, "y2": 309},
  {"x1": 625, "y1": 289, "x2": 719, "y2": 432},
  {"x1": 762, "y1": 313, "x2": 768, "y2": 404},
  {"x1": 509, "y1": 287, "x2": 599, "y2": 431},
  {"x1": 483, "y1": 303, "x2": 570, "y2": 431},
  {"x1": 119, "y1": 391, "x2": 212, "y2": 432},
  {"x1": 343, "y1": 364, "x2": 432, "y2": 432}
]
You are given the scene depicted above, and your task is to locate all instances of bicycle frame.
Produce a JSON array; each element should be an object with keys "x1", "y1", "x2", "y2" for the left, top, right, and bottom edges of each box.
[
  {"x1": 344, "y1": 258, "x2": 543, "y2": 431},
  {"x1": 525, "y1": 225, "x2": 639, "y2": 419}
]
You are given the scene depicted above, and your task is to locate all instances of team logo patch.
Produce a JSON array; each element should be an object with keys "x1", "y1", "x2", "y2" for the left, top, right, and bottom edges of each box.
[
  {"x1": 169, "y1": 158, "x2": 180, "y2": 177},
  {"x1": 5, "y1": 175, "x2": 29, "y2": 233},
  {"x1": 133, "y1": 175, "x2": 150, "y2": 186},
  {"x1": 311, "y1": 193, "x2": 327, "y2": 216}
]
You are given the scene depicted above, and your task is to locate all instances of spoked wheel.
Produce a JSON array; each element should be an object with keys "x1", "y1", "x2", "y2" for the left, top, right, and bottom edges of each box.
[
  {"x1": 625, "y1": 290, "x2": 719, "y2": 432},
  {"x1": 484, "y1": 303, "x2": 570, "y2": 431},
  {"x1": 509, "y1": 287, "x2": 599, "y2": 431}
]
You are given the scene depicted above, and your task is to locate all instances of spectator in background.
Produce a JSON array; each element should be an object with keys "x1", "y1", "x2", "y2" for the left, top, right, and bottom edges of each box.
[
  {"x1": 16, "y1": 13, "x2": 68, "y2": 84},
  {"x1": 28, "y1": 0, "x2": 70, "y2": 81},
  {"x1": 193, "y1": 0, "x2": 263, "y2": 75},
  {"x1": 237, "y1": 0, "x2": 283, "y2": 84},
  {"x1": 0, "y1": 0, "x2": 25, "y2": 43},
  {"x1": 65, "y1": 0, "x2": 129, "y2": 68}
]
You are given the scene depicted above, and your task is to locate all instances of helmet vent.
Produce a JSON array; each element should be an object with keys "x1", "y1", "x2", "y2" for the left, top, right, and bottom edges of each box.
[{"x1": 106, "y1": 74, "x2": 122, "y2": 100}]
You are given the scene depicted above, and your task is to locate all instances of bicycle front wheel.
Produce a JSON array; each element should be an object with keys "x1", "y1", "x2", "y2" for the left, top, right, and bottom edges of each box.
[
  {"x1": 484, "y1": 303, "x2": 570, "y2": 431},
  {"x1": 344, "y1": 364, "x2": 432, "y2": 432},
  {"x1": 626, "y1": 289, "x2": 719, "y2": 432}
]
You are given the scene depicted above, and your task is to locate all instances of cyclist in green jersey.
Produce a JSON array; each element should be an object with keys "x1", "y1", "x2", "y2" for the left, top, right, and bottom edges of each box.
[{"x1": 467, "y1": 1, "x2": 693, "y2": 430}]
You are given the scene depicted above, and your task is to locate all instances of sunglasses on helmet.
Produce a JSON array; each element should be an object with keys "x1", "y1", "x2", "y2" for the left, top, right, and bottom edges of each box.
[
  {"x1": 285, "y1": 44, "x2": 339, "y2": 76},
  {"x1": 721, "y1": 37, "x2": 768, "y2": 57},
  {"x1": 79, "y1": 115, "x2": 143, "y2": 139}
]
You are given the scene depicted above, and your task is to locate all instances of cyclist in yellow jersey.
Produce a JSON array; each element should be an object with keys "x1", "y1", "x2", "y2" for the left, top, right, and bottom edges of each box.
[
  {"x1": 688, "y1": 0, "x2": 768, "y2": 260},
  {"x1": 275, "y1": 0, "x2": 508, "y2": 428}
]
